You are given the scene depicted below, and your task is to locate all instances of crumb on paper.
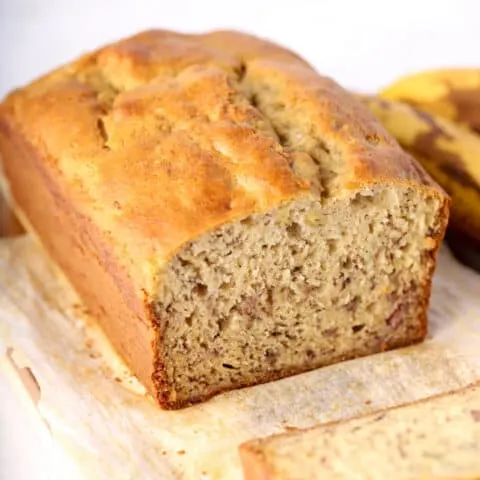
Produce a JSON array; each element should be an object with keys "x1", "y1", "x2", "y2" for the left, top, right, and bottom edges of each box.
[{"x1": 282, "y1": 425, "x2": 302, "y2": 433}]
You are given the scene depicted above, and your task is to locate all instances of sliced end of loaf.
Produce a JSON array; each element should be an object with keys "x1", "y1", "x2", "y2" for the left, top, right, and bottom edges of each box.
[
  {"x1": 152, "y1": 184, "x2": 445, "y2": 408},
  {"x1": 239, "y1": 383, "x2": 480, "y2": 480}
]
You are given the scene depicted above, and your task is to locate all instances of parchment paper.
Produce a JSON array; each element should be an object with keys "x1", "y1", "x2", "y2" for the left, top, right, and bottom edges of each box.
[{"x1": 0, "y1": 236, "x2": 479, "y2": 480}]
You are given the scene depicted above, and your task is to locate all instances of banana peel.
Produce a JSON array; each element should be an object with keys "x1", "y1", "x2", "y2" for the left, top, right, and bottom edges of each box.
[
  {"x1": 361, "y1": 96, "x2": 480, "y2": 243},
  {"x1": 380, "y1": 69, "x2": 480, "y2": 134}
]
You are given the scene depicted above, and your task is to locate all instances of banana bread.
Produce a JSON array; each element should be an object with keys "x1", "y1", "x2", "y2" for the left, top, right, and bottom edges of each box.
[
  {"x1": 240, "y1": 382, "x2": 480, "y2": 480},
  {"x1": 0, "y1": 30, "x2": 449, "y2": 409}
]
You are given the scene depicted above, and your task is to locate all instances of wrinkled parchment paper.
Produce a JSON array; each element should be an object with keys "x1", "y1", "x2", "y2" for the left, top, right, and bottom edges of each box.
[{"x1": 0, "y1": 236, "x2": 479, "y2": 480}]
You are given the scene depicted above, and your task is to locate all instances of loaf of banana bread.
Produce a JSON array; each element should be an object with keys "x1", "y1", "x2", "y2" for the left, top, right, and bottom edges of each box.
[
  {"x1": 240, "y1": 383, "x2": 480, "y2": 480},
  {"x1": 0, "y1": 30, "x2": 449, "y2": 409}
]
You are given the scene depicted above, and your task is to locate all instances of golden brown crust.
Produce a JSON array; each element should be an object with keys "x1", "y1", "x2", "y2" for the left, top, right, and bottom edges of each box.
[
  {"x1": 0, "y1": 189, "x2": 24, "y2": 236},
  {"x1": 0, "y1": 30, "x2": 446, "y2": 292},
  {"x1": 0, "y1": 30, "x2": 449, "y2": 409},
  {"x1": 1, "y1": 31, "x2": 308, "y2": 297},
  {"x1": 199, "y1": 32, "x2": 446, "y2": 192},
  {"x1": 0, "y1": 119, "x2": 158, "y2": 394}
]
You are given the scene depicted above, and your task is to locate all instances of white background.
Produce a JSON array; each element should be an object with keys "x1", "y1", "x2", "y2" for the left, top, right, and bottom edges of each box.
[{"x1": 0, "y1": 0, "x2": 479, "y2": 478}]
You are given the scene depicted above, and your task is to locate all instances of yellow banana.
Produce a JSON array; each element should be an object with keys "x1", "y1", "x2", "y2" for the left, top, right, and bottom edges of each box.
[
  {"x1": 361, "y1": 96, "x2": 480, "y2": 242},
  {"x1": 380, "y1": 69, "x2": 480, "y2": 134}
]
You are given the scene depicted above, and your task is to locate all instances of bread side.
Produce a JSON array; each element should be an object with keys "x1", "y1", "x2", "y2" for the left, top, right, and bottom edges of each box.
[
  {"x1": 240, "y1": 383, "x2": 480, "y2": 480},
  {"x1": 0, "y1": 30, "x2": 449, "y2": 408}
]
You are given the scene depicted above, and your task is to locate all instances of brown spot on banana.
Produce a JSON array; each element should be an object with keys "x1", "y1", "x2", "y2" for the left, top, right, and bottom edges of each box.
[
  {"x1": 409, "y1": 108, "x2": 480, "y2": 195},
  {"x1": 447, "y1": 88, "x2": 480, "y2": 135},
  {"x1": 380, "y1": 69, "x2": 480, "y2": 134},
  {"x1": 413, "y1": 108, "x2": 454, "y2": 140},
  {"x1": 399, "y1": 88, "x2": 480, "y2": 136}
]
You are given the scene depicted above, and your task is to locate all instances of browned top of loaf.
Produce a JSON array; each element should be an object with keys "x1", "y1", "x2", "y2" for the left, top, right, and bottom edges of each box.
[{"x1": 0, "y1": 30, "x2": 441, "y2": 295}]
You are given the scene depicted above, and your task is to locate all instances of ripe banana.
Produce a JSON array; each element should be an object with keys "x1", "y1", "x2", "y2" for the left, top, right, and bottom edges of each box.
[
  {"x1": 361, "y1": 96, "x2": 480, "y2": 242},
  {"x1": 380, "y1": 69, "x2": 480, "y2": 134}
]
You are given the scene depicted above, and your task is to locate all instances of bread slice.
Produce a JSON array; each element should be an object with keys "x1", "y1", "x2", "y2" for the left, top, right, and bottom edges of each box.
[
  {"x1": 0, "y1": 30, "x2": 449, "y2": 409},
  {"x1": 240, "y1": 383, "x2": 480, "y2": 480}
]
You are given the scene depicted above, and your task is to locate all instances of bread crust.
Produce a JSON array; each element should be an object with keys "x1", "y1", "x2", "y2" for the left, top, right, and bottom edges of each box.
[{"x1": 0, "y1": 30, "x2": 449, "y2": 409}]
